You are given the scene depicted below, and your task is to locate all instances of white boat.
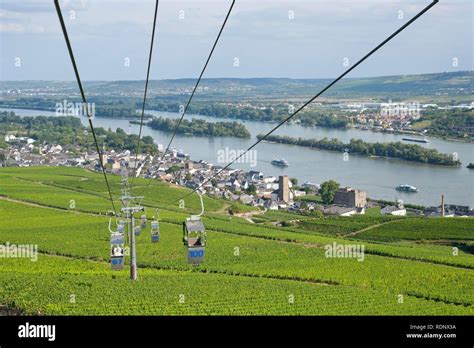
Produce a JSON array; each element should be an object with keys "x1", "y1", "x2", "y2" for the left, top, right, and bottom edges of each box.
[
  {"x1": 176, "y1": 149, "x2": 188, "y2": 158},
  {"x1": 271, "y1": 159, "x2": 289, "y2": 167},
  {"x1": 395, "y1": 184, "x2": 418, "y2": 192},
  {"x1": 402, "y1": 137, "x2": 429, "y2": 144}
]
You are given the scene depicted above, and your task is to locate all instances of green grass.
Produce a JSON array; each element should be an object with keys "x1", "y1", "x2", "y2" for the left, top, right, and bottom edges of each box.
[
  {"x1": 295, "y1": 194, "x2": 323, "y2": 203},
  {"x1": 2, "y1": 256, "x2": 469, "y2": 315},
  {"x1": 0, "y1": 175, "x2": 116, "y2": 213},
  {"x1": 259, "y1": 210, "x2": 309, "y2": 222},
  {"x1": 295, "y1": 215, "x2": 404, "y2": 236},
  {"x1": 354, "y1": 218, "x2": 474, "y2": 242},
  {"x1": 0, "y1": 166, "x2": 224, "y2": 214},
  {"x1": 1, "y1": 166, "x2": 473, "y2": 315},
  {"x1": 1, "y1": 199, "x2": 473, "y2": 309},
  {"x1": 365, "y1": 207, "x2": 381, "y2": 217}
]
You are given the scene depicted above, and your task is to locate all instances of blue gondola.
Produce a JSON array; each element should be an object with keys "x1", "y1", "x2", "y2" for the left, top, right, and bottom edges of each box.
[
  {"x1": 110, "y1": 232, "x2": 124, "y2": 271},
  {"x1": 140, "y1": 214, "x2": 147, "y2": 230},
  {"x1": 183, "y1": 217, "x2": 206, "y2": 265},
  {"x1": 151, "y1": 220, "x2": 160, "y2": 243},
  {"x1": 134, "y1": 225, "x2": 141, "y2": 236},
  {"x1": 109, "y1": 218, "x2": 125, "y2": 270}
]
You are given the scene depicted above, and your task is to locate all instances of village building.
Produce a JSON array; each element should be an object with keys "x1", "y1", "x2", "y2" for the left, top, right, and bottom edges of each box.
[{"x1": 334, "y1": 187, "x2": 367, "y2": 208}]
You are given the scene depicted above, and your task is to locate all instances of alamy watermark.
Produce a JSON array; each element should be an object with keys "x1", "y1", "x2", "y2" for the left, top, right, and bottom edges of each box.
[
  {"x1": 55, "y1": 99, "x2": 96, "y2": 119},
  {"x1": 325, "y1": 242, "x2": 365, "y2": 262},
  {"x1": 18, "y1": 322, "x2": 55, "y2": 341},
  {"x1": 217, "y1": 147, "x2": 257, "y2": 167},
  {"x1": 380, "y1": 99, "x2": 420, "y2": 118},
  {"x1": 0, "y1": 242, "x2": 38, "y2": 262}
]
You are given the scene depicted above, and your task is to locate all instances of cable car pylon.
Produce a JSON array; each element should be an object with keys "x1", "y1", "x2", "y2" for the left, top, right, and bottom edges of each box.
[{"x1": 118, "y1": 166, "x2": 144, "y2": 281}]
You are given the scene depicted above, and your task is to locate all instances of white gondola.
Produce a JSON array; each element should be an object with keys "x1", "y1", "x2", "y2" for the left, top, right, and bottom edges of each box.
[
  {"x1": 134, "y1": 225, "x2": 141, "y2": 236},
  {"x1": 182, "y1": 192, "x2": 206, "y2": 265},
  {"x1": 140, "y1": 214, "x2": 147, "y2": 230},
  {"x1": 109, "y1": 218, "x2": 125, "y2": 270},
  {"x1": 151, "y1": 220, "x2": 160, "y2": 243},
  {"x1": 151, "y1": 209, "x2": 160, "y2": 243},
  {"x1": 183, "y1": 217, "x2": 206, "y2": 264},
  {"x1": 117, "y1": 220, "x2": 125, "y2": 234}
]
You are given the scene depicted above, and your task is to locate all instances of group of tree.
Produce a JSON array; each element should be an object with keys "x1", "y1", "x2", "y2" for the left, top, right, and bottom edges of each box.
[
  {"x1": 148, "y1": 116, "x2": 251, "y2": 138},
  {"x1": 0, "y1": 111, "x2": 157, "y2": 154},
  {"x1": 412, "y1": 109, "x2": 473, "y2": 141},
  {"x1": 258, "y1": 133, "x2": 461, "y2": 166},
  {"x1": 320, "y1": 180, "x2": 340, "y2": 204},
  {"x1": 145, "y1": 101, "x2": 348, "y2": 129}
]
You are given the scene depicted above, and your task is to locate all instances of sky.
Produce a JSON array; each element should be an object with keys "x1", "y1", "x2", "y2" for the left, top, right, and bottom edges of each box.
[{"x1": 0, "y1": 0, "x2": 472, "y2": 80}]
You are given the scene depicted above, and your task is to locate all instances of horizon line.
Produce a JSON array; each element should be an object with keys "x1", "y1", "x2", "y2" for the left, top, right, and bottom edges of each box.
[{"x1": 0, "y1": 70, "x2": 472, "y2": 83}]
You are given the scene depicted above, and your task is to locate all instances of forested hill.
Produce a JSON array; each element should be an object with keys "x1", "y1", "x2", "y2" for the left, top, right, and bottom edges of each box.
[{"x1": 1, "y1": 71, "x2": 472, "y2": 101}]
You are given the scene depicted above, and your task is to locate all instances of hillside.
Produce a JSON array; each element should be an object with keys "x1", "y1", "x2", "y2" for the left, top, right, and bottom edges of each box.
[
  {"x1": 1, "y1": 71, "x2": 472, "y2": 103},
  {"x1": 0, "y1": 166, "x2": 473, "y2": 315}
]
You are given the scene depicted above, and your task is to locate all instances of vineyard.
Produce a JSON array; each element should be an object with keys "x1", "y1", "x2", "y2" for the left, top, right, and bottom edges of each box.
[
  {"x1": 351, "y1": 218, "x2": 474, "y2": 242},
  {"x1": 0, "y1": 167, "x2": 473, "y2": 315}
]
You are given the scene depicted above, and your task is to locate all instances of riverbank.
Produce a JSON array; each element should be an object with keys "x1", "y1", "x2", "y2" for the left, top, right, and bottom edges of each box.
[
  {"x1": 2, "y1": 104, "x2": 472, "y2": 143},
  {"x1": 2, "y1": 107, "x2": 473, "y2": 207},
  {"x1": 258, "y1": 134, "x2": 462, "y2": 167}
]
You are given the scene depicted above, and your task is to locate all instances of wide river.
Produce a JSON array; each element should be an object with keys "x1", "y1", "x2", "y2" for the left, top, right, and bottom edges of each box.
[{"x1": 3, "y1": 107, "x2": 473, "y2": 207}]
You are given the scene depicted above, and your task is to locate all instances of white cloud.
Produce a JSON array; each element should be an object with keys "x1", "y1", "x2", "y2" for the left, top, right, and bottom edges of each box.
[{"x1": 0, "y1": 0, "x2": 471, "y2": 80}]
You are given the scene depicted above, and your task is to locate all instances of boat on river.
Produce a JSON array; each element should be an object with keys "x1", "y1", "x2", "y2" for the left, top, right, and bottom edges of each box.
[
  {"x1": 396, "y1": 184, "x2": 418, "y2": 192},
  {"x1": 271, "y1": 159, "x2": 289, "y2": 167},
  {"x1": 402, "y1": 137, "x2": 429, "y2": 143}
]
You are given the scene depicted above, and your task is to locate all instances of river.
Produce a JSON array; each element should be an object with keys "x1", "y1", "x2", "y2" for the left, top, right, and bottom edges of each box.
[{"x1": 2, "y1": 107, "x2": 473, "y2": 207}]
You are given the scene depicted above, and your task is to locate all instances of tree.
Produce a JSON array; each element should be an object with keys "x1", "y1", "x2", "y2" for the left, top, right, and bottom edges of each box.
[
  {"x1": 228, "y1": 204, "x2": 243, "y2": 215},
  {"x1": 167, "y1": 165, "x2": 180, "y2": 174},
  {"x1": 320, "y1": 180, "x2": 340, "y2": 204},
  {"x1": 246, "y1": 184, "x2": 257, "y2": 195},
  {"x1": 290, "y1": 178, "x2": 298, "y2": 186},
  {"x1": 312, "y1": 209, "x2": 323, "y2": 218}
]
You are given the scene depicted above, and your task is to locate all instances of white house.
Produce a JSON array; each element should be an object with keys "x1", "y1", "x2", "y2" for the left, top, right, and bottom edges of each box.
[
  {"x1": 5, "y1": 134, "x2": 16, "y2": 142},
  {"x1": 293, "y1": 190, "x2": 306, "y2": 197},
  {"x1": 263, "y1": 176, "x2": 276, "y2": 183},
  {"x1": 321, "y1": 206, "x2": 357, "y2": 216},
  {"x1": 264, "y1": 200, "x2": 279, "y2": 210},
  {"x1": 381, "y1": 206, "x2": 407, "y2": 216}
]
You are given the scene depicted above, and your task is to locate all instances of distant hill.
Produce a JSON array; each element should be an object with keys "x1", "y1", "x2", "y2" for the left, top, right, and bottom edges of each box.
[{"x1": 1, "y1": 71, "x2": 472, "y2": 101}]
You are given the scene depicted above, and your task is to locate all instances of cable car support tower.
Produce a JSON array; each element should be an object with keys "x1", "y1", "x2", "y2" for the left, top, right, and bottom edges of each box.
[{"x1": 120, "y1": 167, "x2": 144, "y2": 281}]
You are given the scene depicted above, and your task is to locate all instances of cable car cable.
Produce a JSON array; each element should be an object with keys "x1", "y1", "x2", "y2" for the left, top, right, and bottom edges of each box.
[
  {"x1": 172, "y1": 0, "x2": 439, "y2": 204},
  {"x1": 143, "y1": 0, "x2": 235, "y2": 191},
  {"x1": 130, "y1": 0, "x2": 160, "y2": 190},
  {"x1": 54, "y1": 0, "x2": 118, "y2": 216}
]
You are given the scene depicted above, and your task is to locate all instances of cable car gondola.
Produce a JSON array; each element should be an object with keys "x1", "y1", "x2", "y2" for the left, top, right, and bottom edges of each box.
[
  {"x1": 151, "y1": 220, "x2": 160, "y2": 243},
  {"x1": 109, "y1": 218, "x2": 125, "y2": 270},
  {"x1": 134, "y1": 225, "x2": 141, "y2": 236},
  {"x1": 151, "y1": 209, "x2": 160, "y2": 243},
  {"x1": 140, "y1": 214, "x2": 147, "y2": 230},
  {"x1": 182, "y1": 192, "x2": 206, "y2": 265},
  {"x1": 183, "y1": 216, "x2": 206, "y2": 265},
  {"x1": 117, "y1": 220, "x2": 125, "y2": 234}
]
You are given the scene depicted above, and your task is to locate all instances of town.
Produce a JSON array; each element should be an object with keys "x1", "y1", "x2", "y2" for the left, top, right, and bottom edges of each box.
[{"x1": 3, "y1": 133, "x2": 472, "y2": 218}]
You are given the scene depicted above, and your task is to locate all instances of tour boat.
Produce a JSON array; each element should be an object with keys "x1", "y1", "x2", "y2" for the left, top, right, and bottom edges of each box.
[
  {"x1": 271, "y1": 159, "x2": 289, "y2": 167},
  {"x1": 396, "y1": 184, "x2": 418, "y2": 192}
]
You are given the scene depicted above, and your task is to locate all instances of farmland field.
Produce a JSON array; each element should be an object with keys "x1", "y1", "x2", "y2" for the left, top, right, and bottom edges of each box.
[
  {"x1": 352, "y1": 218, "x2": 474, "y2": 242},
  {"x1": 0, "y1": 166, "x2": 473, "y2": 315}
]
